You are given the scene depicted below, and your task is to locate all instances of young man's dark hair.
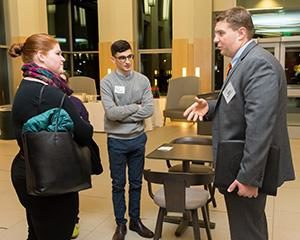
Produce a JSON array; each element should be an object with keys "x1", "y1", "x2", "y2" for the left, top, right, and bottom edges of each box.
[{"x1": 110, "y1": 40, "x2": 132, "y2": 56}]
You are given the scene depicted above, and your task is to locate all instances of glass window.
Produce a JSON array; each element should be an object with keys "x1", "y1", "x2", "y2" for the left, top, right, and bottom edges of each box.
[
  {"x1": 214, "y1": 49, "x2": 223, "y2": 90},
  {"x1": 0, "y1": 0, "x2": 9, "y2": 105},
  {"x1": 137, "y1": 0, "x2": 172, "y2": 94},
  {"x1": 252, "y1": 10, "x2": 300, "y2": 38},
  {"x1": 138, "y1": 0, "x2": 172, "y2": 49},
  {"x1": 287, "y1": 97, "x2": 300, "y2": 126},
  {"x1": 285, "y1": 46, "x2": 300, "y2": 85},
  {"x1": 0, "y1": 0, "x2": 5, "y2": 44},
  {"x1": 140, "y1": 52, "x2": 172, "y2": 95},
  {"x1": 63, "y1": 52, "x2": 100, "y2": 92},
  {"x1": 71, "y1": 0, "x2": 98, "y2": 51},
  {"x1": 47, "y1": 0, "x2": 70, "y2": 50},
  {"x1": 0, "y1": 48, "x2": 9, "y2": 105},
  {"x1": 47, "y1": 0, "x2": 100, "y2": 94}
]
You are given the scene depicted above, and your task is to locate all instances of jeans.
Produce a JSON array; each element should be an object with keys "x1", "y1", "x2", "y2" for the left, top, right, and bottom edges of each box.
[{"x1": 107, "y1": 133, "x2": 147, "y2": 224}]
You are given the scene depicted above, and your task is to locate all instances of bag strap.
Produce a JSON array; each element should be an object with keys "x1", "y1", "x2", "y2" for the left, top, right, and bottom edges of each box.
[
  {"x1": 54, "y1": 94, "x2": 67, "y2": 132},
  {"x1": 59, "y1": 93, "x2": 67, "y2": 108},
  {"x1": 38, "y1": 85, "x2": 67, "y2": 132},
  {"x1": 38, "y1": 85, "x2": 46, "y2": 114},
  {"x1": 38, "y1": 85, "x2": 66, "y2": 110}
]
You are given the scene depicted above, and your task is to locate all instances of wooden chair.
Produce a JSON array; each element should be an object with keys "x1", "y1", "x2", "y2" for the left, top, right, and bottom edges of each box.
[
  {"x1": 163, "y1": 76, "x2": 200, "y2": 125},
  {"x1": 143, "y1": 169, "x2": 213, "y2": 240},
  {"x1": 68, "y1": 76, "x2": 97, "y2": 95},
  {"x1": 195, "y1": 91, "x2": 219, "y2": 135},
  {"x1": 166, "y1": 136, "x2": 217, "y2": 208}
]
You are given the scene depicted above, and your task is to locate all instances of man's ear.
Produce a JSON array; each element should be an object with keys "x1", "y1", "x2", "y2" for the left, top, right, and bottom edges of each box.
[
  {"x1": 110, "y1": 56, "x2": 116, "y2": 64},
  {"x1": 237, "y1": 27, "x2": 247, "y2": 40}
]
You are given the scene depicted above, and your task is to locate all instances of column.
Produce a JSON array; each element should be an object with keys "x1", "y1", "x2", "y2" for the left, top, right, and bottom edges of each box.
[{"x1": 98, "y1": 0, "x2": 135, "y2": 79}]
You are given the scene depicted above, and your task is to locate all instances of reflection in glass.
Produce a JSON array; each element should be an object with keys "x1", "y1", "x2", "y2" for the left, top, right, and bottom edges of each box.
[
  {"x1": 214, "y1": 49, "x2": 224, "y2": 90},
  {"x1": 47, "y1": 0, "x2": 70, "y2": 51},
  {"x1": 285, "y1": 47, "x2": 300, "y2": 85},
  {"x1": 0, "y1": 0, "x2": 5, "y2": 44},
  {"x1": 138, "y1": 0, "x2": 172, "y2": 49},
  {"x1": 140, "y1": 53, "x2": 172, "y2": 95},
  {"x1": 0, "y1": 49, "x2": 9, "y2": 105},
  {"x1": 71, "y1": 0, "x2": 98, "y2": 51},
  {"x1": 0, "y1": 0, "x2": 9, "y2": 104},
  {"x1": 287, "y1": 97, "x2": 300, "y2": 126},
  {"x1": 47, "y1": 0, "x2": 99, "y2": 94},
  {"x1": 251, "y1": 10, "x2": 300, "y2": 38},
  {"x1": 63, "y1": 53, "x2": 100, "y2": 95},
  {"x1": 264, "y1": 47, "x2": 275, "y2": 55}
]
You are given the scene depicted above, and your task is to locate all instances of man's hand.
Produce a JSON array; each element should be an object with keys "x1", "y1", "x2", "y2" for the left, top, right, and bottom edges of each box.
[
  {"x1": 183, "y1": 97, "x2": 209, "y2": 121},
  {"x1": 228, "y1": 180, "x2": 259, "y2": 198}
]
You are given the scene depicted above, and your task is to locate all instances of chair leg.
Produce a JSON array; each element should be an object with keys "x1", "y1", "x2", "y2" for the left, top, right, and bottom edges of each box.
[
  {"x1": 206, "y1": 202, "x2": 210, "y2": 220},
  {"x1": 201, "y1": 206, "x2": 212, "y2": 240},
  {"x1": 191, "y1": 209, "x2": 201, "y2": 240},
  {"x1": 207, "y1": 183, "x2": 217, "y2": 208},
  {"x1": 163, "y1": 117, "x2": 166, "y2": 126},
  {"x1": 154, "y1": 208, "x2": 166, "y2": 240}
]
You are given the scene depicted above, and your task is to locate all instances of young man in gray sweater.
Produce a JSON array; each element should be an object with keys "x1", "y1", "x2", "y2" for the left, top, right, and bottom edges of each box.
[{"x1": 100, "y1": 40, "x2": 154, "y2": 240}]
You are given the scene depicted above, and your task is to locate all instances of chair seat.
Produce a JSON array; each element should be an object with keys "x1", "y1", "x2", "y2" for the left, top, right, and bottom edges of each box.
[
  {"x1": 153, "y1": 187, "x2": 209, "y2": 210},
  {"x1": 163, "y1": 109, "x2": 187, "y2": 119},
  {"x1": 169, "y1": 163, "x2": 214, "y2": 174}
]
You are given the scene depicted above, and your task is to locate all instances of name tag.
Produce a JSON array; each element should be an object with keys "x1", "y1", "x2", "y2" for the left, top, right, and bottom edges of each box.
[
  {"x1": 114, "y1": 86, "x2": 125, "y2": 94},
  {"x1": 222, "y1": 81, "x2": 236, "y2": 104}
]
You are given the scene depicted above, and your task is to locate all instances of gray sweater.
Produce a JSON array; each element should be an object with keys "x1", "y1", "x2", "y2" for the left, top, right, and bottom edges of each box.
[{"x1": 100, "y1": 70, "x2": 154, "y2": 139}]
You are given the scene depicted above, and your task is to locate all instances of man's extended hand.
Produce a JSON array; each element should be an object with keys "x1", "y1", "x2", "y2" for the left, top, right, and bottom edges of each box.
[{"x1": 183, "y1": 97, "x2": 209, "y2": 121}]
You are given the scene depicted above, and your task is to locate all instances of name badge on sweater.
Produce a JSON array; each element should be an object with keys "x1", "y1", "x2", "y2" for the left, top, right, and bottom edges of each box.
[
  {"x1": 222, "y1": 81, "x2": 236, "y2": 104},
  {"x1": 114, "y1": 86, "x2": 125, "y2": 94}
]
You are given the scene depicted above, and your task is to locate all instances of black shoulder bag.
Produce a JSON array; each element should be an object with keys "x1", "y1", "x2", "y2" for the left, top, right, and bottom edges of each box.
[{"x1": 22, "y1": 85, "x2": 92, "y2": 196}]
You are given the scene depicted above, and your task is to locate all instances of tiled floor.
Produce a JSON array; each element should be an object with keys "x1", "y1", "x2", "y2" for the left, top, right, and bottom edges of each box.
[{"x1": 0, "y1": 122, "x2": 299, "y2": 240}]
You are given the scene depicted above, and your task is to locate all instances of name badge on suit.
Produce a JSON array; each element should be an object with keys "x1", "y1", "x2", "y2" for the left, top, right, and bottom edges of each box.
[{"x1": 223, "y1": 81, "x2": 236, "y2": 103}]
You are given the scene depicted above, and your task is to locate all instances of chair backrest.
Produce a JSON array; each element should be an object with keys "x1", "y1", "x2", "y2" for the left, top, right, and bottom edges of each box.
[
  {"x1": 170, "y1": 136, "x2": 212, "y2": 145},
  {"x1": 143, "y1": 169, "x2": 214, "y2": 212},
  {"x1": 196, "y1": 92, "x2": 219, "y2": 135},
  {"x1": 165, "y1": 76, "x2": 200, "y2": 110},
  {"x1": 69, "y1": 76, "x2": 97, "y2": 95}
]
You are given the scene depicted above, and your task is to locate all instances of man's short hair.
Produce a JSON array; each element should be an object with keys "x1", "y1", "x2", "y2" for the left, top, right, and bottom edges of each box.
[
  {"x1": 111, "y1": 40, "x2": 132, "y2": 56},
  {"x1": 215, "y1": 6, "x2": 255, "y2": 39}
]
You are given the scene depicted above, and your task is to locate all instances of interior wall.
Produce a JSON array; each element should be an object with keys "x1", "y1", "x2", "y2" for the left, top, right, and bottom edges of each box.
[
  {"x1": 99, "y1": 0, "x2": 134, "y2": 79},
  {"x1": 194, "y1": 0, "x2": 212, "y2": 93},
  {"x1": 213, "y1": 0, "x2": 236, "y2": 11},
  {"x1": 237, "y1": 0, "x2": 300, "y2": 9},
  {"x1": 6, "y1": 0, "x2": 48, "y2": 96},
  {"x1": 173, "y1": 0, "x2": 213, "y2": 93}
]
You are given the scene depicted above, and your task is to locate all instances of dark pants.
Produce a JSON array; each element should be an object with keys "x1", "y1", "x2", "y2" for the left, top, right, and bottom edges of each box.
[
  {"x1": 224, "y1": 192, "x2": 268, "y2": 240},
  {"x1": 107, "y1": 133, "x2": 147, "y2": 224},
  {"x1": 11, "y1": 154, "x2": 78, "y2": 240}
]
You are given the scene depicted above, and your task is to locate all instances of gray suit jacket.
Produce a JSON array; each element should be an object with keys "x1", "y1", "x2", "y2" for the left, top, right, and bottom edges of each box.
[{"x1": 207, "y1": 41, "x2": 295, "y2": 188}]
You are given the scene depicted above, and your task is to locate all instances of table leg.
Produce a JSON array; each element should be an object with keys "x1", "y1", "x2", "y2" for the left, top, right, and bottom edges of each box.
[{"x1": 182, "y1": 161, "x2": 190, "y2": 172}]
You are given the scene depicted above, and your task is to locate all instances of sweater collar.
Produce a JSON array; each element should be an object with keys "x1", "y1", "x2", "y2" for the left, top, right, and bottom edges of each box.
[{"x1": 115, "y1": 69, "x2": 133, "y2": 80}]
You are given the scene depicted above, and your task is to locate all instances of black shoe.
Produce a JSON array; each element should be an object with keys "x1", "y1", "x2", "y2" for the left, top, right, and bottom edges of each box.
[
  {"x1": 129, "y1": 219, "x2": 154, "y2": 238},
  {"x1": 112, "y1": 223, "x2": 127, "y2": 240}
]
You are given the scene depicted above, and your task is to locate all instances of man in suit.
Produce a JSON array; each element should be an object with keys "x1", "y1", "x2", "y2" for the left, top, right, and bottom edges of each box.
[{"x1": 184, "y1": 7, "x2": 295, "y2": 240}]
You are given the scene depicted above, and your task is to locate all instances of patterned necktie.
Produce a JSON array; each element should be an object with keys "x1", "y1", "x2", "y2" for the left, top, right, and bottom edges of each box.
[{"x1": 226, "y1": 63, "x2": 232, "y2": 77}]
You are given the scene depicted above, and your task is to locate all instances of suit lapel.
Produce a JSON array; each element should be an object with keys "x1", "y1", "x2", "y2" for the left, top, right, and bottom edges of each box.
[{"x1": 215, "y1": 41, "x2": 258, "y2": 107}]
